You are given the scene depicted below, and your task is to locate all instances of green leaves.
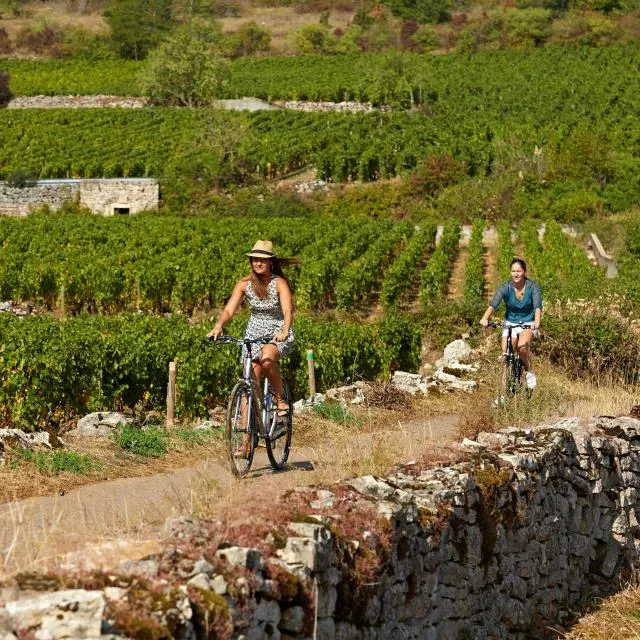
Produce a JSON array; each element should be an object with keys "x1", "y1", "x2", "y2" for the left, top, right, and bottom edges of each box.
[{"x1": 0, "y1": 312, "x2": 423, "y2": 429}]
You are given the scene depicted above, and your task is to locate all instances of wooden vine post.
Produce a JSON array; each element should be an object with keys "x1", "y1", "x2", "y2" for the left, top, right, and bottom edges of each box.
[
  {"x1": 166, "y1": 361, "x2": 176, "y2": 428},
  {"x1": 306, "y1": 349, "x2": 316, "y2": 398}
]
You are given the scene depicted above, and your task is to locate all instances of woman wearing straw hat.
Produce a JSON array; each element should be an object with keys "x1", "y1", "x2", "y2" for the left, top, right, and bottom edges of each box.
[{"x1": 207, "y1": 240, "x2": 295, "y2": 425}]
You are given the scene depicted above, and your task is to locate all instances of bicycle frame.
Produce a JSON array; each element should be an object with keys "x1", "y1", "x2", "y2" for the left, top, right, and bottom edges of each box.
[
  {"x1": 213, "y1": 334, "x2": 293, "y2": 476},
  {"x1": 489, "y1": 322, "x2": 533, "y2": 398}
]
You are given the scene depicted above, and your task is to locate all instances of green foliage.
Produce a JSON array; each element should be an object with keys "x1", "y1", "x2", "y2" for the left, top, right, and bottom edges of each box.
[
  {"x1": 335, "y1": 222, "x2": 411, "y2": 310},
  {"x1": 518, "y1": 219, "x2": 604, "y2": 301},
  {"x1": 104, "y1": 0, "x2": 173, "y2": 60},
  {"x1": 463, "y1": 219, "x2": 485, "y2": 300},
  {"x1": 504, "y1": 8, "x2": 553, "y2": 47},
  {"x1": 0, "y1": 310, "x2": 422, "y2": 428},
  {"x1": 15, "y1": 449, "x2": 102, "y2": 474},
  {"x1": 228, "y1": 21, "x2": 272, "y2": 57},
  {"x1": 311, "y1": 401, "x2": 360, "y2": 425},
  {"x1": 3, "y1": 47, "x2": 640, "y2": 210},
  {"x1": 112, "y1": 425, "x2": 168, "y2": 457},
  {"x1": 383, "y1": 0, "x2": 451, "y2": 24},
  {"x1": 542, "y1": 307, "x2": 640, "y2": 383},
  {"x1": 291, "y1": 24, "x2": 335, "y2": 53},
  {"x1": 0, "y1": 0, "x2": 20, "y2": 18},
  {"x1": 408, "y1": 154, "x2": 467, "y2": 197},
  {"x1": 420, "y1": 299, "x2": 487, "y2": 348},
  {"x1": 420, "y1": 221, "x2": 460, "y2": 305},
  {"x1": 140, "y1": 18, "x2": 230, "y2": 106},
  {"x1": 381, "y1": 221, "x2": 438, "y2": 309}
]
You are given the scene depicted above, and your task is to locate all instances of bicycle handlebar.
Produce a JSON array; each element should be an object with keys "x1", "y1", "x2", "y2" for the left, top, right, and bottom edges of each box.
[
  {"x1": 487, "y1": 322, "x2": 534, "y2": 329},
  {"x1": 209, "y1": 335, "x2": 275, "y2": 346}
]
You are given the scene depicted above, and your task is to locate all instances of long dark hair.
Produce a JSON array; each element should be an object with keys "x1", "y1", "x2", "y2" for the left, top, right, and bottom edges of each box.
[{"x1": 246, "y1": 256, "x2": 299, "y2": 299}]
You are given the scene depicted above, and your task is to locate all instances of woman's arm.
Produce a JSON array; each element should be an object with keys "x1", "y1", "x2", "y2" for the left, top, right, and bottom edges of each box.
[
  {"x1": 206, "y1": 280, "x2": 246, "y2": 339},
  {"x1": 274, "y1": 278, "x2": 293, "y2": 341},
  {"x1": 532, "y1": 281, "x2": 542, "y2": 330},
  {"x1": 533, "y1": 307, "x2": 541, "y2": 330},
  {"x1": 480, "y1": 305, "x2": 495, "y2": 327}
]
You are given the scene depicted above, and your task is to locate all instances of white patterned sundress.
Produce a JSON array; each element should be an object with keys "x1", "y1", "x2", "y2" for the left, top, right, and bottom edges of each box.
[{"x1": 243, "y1": 275, "x2": 294, "y2": 361}]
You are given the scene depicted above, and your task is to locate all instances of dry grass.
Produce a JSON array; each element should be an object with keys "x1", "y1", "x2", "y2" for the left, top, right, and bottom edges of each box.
[
  {"x1": 563, "y1": 582, "x2": 640, "y2": 639},
  {"x1": 0, "y1": 428, "x2": 226, "y2": 503},
  {"x1": 220, "y1": 7, "x2": 355, "y2": 52},
  {"x1": 456, "y1": 338, "x2": 640, "y2": 441},
  {"x1": 0, "y1": 0, "x2": 108, "y2": 40}
]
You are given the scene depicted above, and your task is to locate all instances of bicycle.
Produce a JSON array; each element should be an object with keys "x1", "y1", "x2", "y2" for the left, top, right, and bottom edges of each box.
[
  {"x1": 488, "y1": 322, "x2": 534, "y2": 407},
  {"x1": 212, "y1": 335, "x2": 293, "y2": 477}
]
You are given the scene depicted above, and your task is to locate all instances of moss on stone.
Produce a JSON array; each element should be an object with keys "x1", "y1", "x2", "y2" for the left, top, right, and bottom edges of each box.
[{"x1": 188, "y1": 586, "x2": 232, "y2": 640}]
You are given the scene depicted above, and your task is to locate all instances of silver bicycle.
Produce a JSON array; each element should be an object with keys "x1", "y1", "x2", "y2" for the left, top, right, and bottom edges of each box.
[{"x1": 213, "y1": 335, "x2": 293, "y2": 477}]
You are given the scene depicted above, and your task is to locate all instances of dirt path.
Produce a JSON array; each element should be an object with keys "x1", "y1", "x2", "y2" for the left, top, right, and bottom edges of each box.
[
  {"x1": 446, "y1": 247, "x2": 468, "y2": 300},
  {"x1": 0, "y1": 414, "x2": 459, "y2": 577}
]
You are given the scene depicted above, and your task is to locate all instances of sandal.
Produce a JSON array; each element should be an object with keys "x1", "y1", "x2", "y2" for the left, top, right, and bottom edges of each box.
[{"x1": 275, "y1": 406, "x2": 290, "y2": 426}]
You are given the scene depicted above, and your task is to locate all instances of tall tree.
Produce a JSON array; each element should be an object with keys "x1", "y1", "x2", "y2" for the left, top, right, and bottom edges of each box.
[
  {"x1": 104, "y1": 0, "x2": 173, "y2": 59},
  {"x1": 140, "y1": 18, "x2": 230, "y2": 106}
]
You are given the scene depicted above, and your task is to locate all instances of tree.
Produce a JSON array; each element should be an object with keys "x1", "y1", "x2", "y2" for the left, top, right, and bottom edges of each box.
[
  {"x1": 140, "y1": 18, "x2": 230, "y2": 106},
  {"x1": 104, "y1": 0, "x2": 173, "y2": 59}
]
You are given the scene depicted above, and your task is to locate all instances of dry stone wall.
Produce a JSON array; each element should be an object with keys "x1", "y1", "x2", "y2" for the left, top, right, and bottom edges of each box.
[
  {"x1": 2, "y1": 416, "x2": 640, "y2": 639},
  {"x1": 0, "y1": 179, "x2": 159, "y2": 216}
]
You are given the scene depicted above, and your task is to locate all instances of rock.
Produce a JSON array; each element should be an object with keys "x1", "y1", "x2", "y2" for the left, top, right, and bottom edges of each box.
[
  {"x1": 441, "y1": 362, "x2": 479, "y2": 375},
  {"x1": 119, "y1": 558, "x2": 160, "y2": 578},
  {"x1": 1, "y1": 590, "x2": 105, "y2": 638},
  {"x1": 391, "y1": 371, "x2": 428, "y2": 395},
  {"x1": 326, "y1": 382, "x2": 365, "y2": 403},
  {"x1": 462, "y1": 438, "x2": 486, "y2": 450},
  {"x1": 187, "y1": 573, "x2": 211, "y2": 590},
  {"x1": 194, "y1": 419, "x2": 221, "y2": 431},
  {"x1": 293, "y1": 393, "x2": 326, "y2": 414},
  {"x1": 211, "y1": 575, "x2": 228, "y2": 595},
  {"x1": 216, "y1": 546, "x2": 264, "y2": 571},
  {"x1": 191, "y1": 558, "x2": 215, "y2": 576},
  {"x1": 69, "y1": 411, "x2": 134, "y2": 436},
  {"x1": 0, "y1": 429, "x2": 52, "y2": 449},
  {"x1": 442, "y1": 339, "x2": 475, "y2": 364},
  {"x1": 433, "y1": 370, "x2": 476, "y2": 392}
]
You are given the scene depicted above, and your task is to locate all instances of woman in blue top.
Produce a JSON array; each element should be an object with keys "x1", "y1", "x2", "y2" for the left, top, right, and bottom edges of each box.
[{"x1": 480, "y1": 258, "x2": 542, "y2": 389}]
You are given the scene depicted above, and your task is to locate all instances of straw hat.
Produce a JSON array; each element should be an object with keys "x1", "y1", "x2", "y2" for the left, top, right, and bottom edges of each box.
[{"x1": 246, "y1": 240, "x2": 276, "y2": 259}]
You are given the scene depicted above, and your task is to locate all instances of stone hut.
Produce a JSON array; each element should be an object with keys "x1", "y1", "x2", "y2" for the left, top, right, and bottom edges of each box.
[{"x1": 0, "y1": 178, "x2": 159, "y2": 216}]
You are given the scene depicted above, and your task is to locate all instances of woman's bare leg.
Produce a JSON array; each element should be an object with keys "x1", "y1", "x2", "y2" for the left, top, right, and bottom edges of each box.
[
  {"x1": 256, "y1": 344, "x2": 286, "y2": 407},
  {"x1": 516, "y1": 329, "x2": 534, "y2": 371}
]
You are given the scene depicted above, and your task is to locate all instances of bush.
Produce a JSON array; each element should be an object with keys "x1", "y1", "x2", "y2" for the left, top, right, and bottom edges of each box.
[
  {"x1": 15, "y1": 24, "x2": 64, "y2": 56},
  {"x1": 140, "y1": 19, "x2": 230, "y2": 106},
  {"x1": 414, "y1": 24, "x2": 443, "y2": 50},
  {"x1": 504, "y1": 8, "x2": 552, "y2": 47},
  {"x1": 290, "y1": 24, "x2": 335, "y2": 53},
  {"x1": 6, "y1": 170, "x2": 35, "y2": 188},
  {"x1": 0, "y1": 70, "x2": 11, "y2": 108},
  {"x1": 542, "y1": 308, "x2": 640, "y2": 384},
  {"x1": 383, "y1": 0, "x2": 452, "y2": 24},
  {"x1": 228, "y1": 21, "x2": 272, "y2": 57},
  {"x1": 408, "y1": 154, "x2": 467, "y2": 196}
]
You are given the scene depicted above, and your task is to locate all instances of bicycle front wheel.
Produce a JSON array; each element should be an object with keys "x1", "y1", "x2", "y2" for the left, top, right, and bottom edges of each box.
[
  {"x1": 225, "y1": 382, "x2": 256, "y2": 478},
  {"x1": 265, "y1": 380, "x2": 293, "y2": 470}
]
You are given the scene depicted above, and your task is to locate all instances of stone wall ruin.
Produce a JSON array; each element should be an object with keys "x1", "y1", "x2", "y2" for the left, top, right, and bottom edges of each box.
[
  {"x1": 0, "y1": 179, "x2": 159, "y2": 216},
  {"x1": 2, "y1": 416, "x2": 640, "y2": 639}
]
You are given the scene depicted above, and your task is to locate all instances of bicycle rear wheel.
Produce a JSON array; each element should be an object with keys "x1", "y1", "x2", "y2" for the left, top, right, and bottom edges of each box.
[
  {"x1": 265, "y1": 380, "x2": 293, "y2": 470},
  {"x1": 225, "y1": 382, "x2": 256, "y2": 477}
]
